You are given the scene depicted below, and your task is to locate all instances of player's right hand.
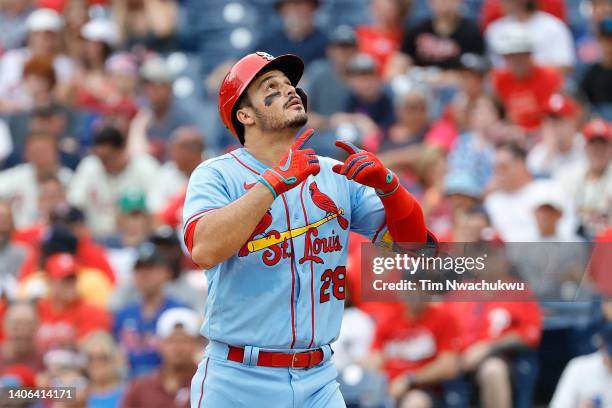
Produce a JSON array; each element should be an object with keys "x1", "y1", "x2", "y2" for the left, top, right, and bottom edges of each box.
[{"x1": 258, "y1": 129, "x2": 320, "y2": 198}]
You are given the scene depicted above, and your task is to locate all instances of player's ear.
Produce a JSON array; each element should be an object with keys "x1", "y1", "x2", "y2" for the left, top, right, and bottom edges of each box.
[{"x1": 236, "y1": 106, "x2": 255, "y2": 127}]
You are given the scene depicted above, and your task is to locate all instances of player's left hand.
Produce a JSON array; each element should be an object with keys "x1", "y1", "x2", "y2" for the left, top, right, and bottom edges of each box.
[{"x1": 332, "y1": 140, "x2": 399, "y2": 196}]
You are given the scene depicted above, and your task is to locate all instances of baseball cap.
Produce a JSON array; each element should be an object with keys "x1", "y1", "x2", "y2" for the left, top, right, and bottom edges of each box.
[
  {"x1": 545, "y1": 94, "x2": 579, "y2": 118},
  {"x1": 600, "y1": 323, "x2": 612, "y2": 355},
  {"x1": 26, "y1": 8, "x2": 64, "y2": 32},
  {"x1": 459, "y1": 53, "x2": 490, "y2": 74},
  {"x1": 118, "y1": 191, "x2": 147, "y2": 214},
  {"x1": 134, "y1": 242, "x2": 166, "y2": 268},
  {"x1": 150, "y1": 225, "x2": 181, "y2": 247},
  {"x1": 140, "y1": 57, "x2": 174, "y2": 83},
  {"x1": 329, "y1": 25, "x2": 357, "y2": 47},
  {"x1": 494, "y1": 24, "x2": 533, "y2": 55},
  {"x1": 444, "y1": 172, "x2": 483, "y2": 198},
  {"x1": 599, "y1": 17, "x2": 612, "y2": 37},
  {"x1": 156, "y1": 308, "x2": 200, "y2": 338},
  {"x1": 106, "y1": 53, "x2": 138, "y2": 76},
  {"x1": 582, "y1": 118, "x2": 612, "y2": 142},
  {"x1": 532, "y1": 184, "x2": 565, "y2": 213},
  {"x1": 346, "y1": 54, "x2": 377, "y2": 75},
  {"x1": 45, "y1": 253, "x2": 78, "y2": 280},
  {"x1": 81, "y1": 19, "x2": 119, "y2": 46},
  {"x1": 50, "y1": 204, "x2": 85, "y2": 225}
]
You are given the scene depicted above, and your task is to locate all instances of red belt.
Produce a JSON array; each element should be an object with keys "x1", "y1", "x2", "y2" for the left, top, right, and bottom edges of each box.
[{"x1": 227, "y1": 346, "x2": 324, "y2": 369}]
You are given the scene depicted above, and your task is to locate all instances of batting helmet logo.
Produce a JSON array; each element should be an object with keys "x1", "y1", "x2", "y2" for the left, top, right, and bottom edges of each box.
[
  {"x1": 218, "y1": 52, "x2": 305, "y2": 144},
  {"x1": 255, "y1": 52, "x2": 275, "y2": 61}
]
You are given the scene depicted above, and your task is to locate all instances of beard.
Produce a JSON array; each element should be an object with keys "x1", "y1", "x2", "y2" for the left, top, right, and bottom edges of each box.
[{"x1": 254, "y1": 107, "x2": 308, "y2": 132}]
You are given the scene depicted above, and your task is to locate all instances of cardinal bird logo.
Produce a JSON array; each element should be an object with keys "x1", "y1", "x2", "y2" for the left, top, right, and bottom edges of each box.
[
  {"x1": 309, "y1": 182, "x2": 349, "y2": 230},
  {"x1": 239, "y1": 210, "x2": 273, "y2": 257}
]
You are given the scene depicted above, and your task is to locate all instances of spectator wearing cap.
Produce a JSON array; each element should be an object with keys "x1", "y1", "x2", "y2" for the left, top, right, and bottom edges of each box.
[
  {"x1": 252, "y1": 0, "x2": 328, "y2": 66},
  {"x1": 121, "y1": 308, "x2": 200, "y2": 408},
  {"x1": 36, "y1": 253, "x2": 111, "y2": 352},
  {"x1": 0, "y1": 0, "x2": 35, "y2": 51},
  {"x1": 389, "y1": 0, "x2": 484, "y2": 75},
  {"x1": 304, "y1": 25, "x2": 357, "y2": 132},
  {"x1": 0, "y1": 131, "x2": 72, "y2": 228},
  {"x1": 69, "y1": 18, "x2": 121, "y2": 113},
  {"x1": 0, "y1": 200, "x2": 28, "y2": 284},
  {"x1": 113, "y1": 242, "x2": 188, "y2": 378},
  {"x1": 438, "y1": 174, "x2": 485, "y2": 241},
  {"x1": 485, "y1": 0, "x2": 575, "y2": 71},
  {"x1": 128, "y1": 57, "x2": 200, "y2": 161},
  {"x1": 490, "y1": 24, "x2": 564, "y2": 131},
  {"x1": 355, "y1": 0, "x2": 412, "y2": 76},
  {"x1": 79, "y1": 331, "x2": 127, "y2": 408},
  {"x1": 149, "y1": 127, "x2": 205, "y2": 213},
  {"x1": 581, "y1": 17, "x2": 612, "y2": 112},
  {"x1": 101, "y1": 191, "x2": 153, "y2": 251},
  {"x1": 550, "y1": 323, "x2": 612, "y2": 408},
  {"x1": 68, "y1": 126, "x2": 159, "y2": 238},
  {"x1": 0, "y1": 302, "x2": 42, "y2": 373},
  {"x1": 113, "y1": 0, "x2": 179, "y2": 52},
  {"x1": 555, "y1": 118, "x2": 612, "y2": 239},
  {"x1": 0, "y1": 8, "x2": 74, "y2": 105},
  {"x1": 532, "y1": 184, "x2": 580, "y2": 242},
  {"x1": 329, "y1": 53, "x2": 394, "y2": 149},
  {"x1": 527, "y1": 94, "x2": 586, "y2": 178},
  {"x1": 480, "y1": 0, "x2": 567, "y2": 30},
  {"x1": 17, "y1": 205, "x2": 117, "y2": 299}
]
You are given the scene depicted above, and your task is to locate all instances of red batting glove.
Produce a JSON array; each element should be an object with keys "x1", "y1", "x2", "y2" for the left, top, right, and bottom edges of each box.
[
  {"x1": 258, "y1": 129, "x2": 320, "y2": 198},
  {"x1": 332, "y1": 140, "x2": 399, "y2": 196}
]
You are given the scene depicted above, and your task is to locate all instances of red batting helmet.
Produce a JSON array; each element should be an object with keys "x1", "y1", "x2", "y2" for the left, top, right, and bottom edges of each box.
[{"x1": 218, "y1": 52, "x2": 306, "y2": 143}]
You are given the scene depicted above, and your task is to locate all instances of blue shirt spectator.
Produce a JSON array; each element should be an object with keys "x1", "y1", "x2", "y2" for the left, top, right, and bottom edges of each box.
[{"x1": 113, "y1": 242, "x2": 188, "y2": 378}]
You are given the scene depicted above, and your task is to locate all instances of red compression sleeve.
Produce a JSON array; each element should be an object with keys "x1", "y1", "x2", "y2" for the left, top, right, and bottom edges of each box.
[{"x1": 380, "y1": 186, "x2": 428, "y2": 243}]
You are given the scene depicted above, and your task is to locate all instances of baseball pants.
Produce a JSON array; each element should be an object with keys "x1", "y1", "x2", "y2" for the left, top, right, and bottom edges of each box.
[{"x1": 191, "y1": 341, "x2": 346, "y2": 408}]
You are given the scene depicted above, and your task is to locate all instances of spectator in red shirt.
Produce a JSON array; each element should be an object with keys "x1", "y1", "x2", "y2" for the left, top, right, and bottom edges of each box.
[
  {"x1": 356, "y1": 0, "x2": 412, "y2": 77},
  {"x1": 121, "y1": 308, "x2": 201, "y2": 408},
  {"x1": 491, "y1": 24, "x2": 563, "y2": 131},
  {"x1": 449, "y1": 247, "x2": 543, "y2": 408},
  {"x1": 0, "y1": 302, "x2": 43, "y2": 373},
  {"x1": 36, "y1": 253, "x2": 111, "y2": 352},
  {"x1": 367, "y1": 299, "x2": 460, "y2": 407},
  {"x1": 18, "y1": 206, "x2": 116, "y2": 285}
]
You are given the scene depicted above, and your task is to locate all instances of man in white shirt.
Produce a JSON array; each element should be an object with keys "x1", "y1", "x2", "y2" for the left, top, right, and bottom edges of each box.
[
  {"x1": 485, "y1": 0, "x2": 575, "y2": 70},
  {"x1": 68, "y1": 127, "x2": 159, "y2": 238},
  {"x1": 0, "y1": 131, "x2": 72, "y2": 228},
  {"x1": 527, "y1": 94, "x2": 585, "y2": 178},
  {"x1": 148, "y1": 127, "x2": 204, "y2": 212},
  {"x1": 550, "y1": 324, "x2": 612, "y2": 408},
  {"x1": 556, "y1": 118, "x2": 612, "y2": 239},
  {"x1": 485, "y1": 142, "x2": 542, "y2": 241}
]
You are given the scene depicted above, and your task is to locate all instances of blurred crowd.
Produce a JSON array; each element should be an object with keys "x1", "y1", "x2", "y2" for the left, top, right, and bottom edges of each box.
[{"x1": 0, "y1": 0, "x2": 611, "y2": 407}]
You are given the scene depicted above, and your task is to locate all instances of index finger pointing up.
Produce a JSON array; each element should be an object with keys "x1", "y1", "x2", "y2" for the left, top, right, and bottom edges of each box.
[{"x1": 335, "y1": 140, "x2": 362, "y2": 155}]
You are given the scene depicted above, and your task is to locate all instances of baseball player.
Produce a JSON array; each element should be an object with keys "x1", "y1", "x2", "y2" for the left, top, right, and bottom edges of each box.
[{"x1": 183, "y1": 52, "x2": 433, "y2": 407}]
